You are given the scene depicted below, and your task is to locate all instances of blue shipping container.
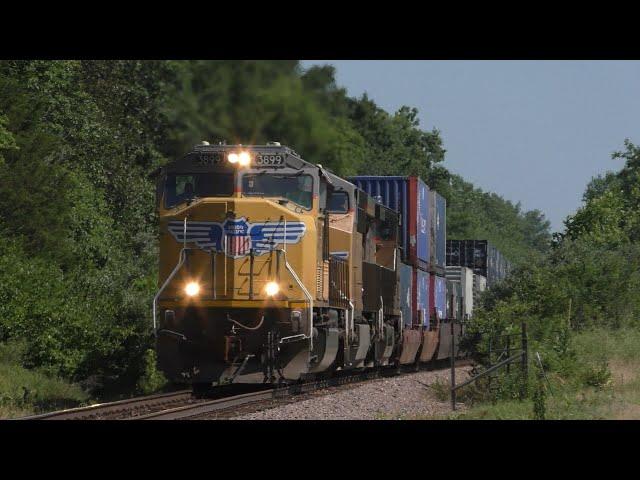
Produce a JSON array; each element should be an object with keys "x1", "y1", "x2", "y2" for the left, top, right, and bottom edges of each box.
[
  {"x1": 417, "y1": 181, "x2": 429, "y2": 265},
  {"x1": 434, "y1": 191, "x2": 447, "y2": 269},
  {"x1": 399, "y1": 263, "x2": 413, "y2": 327},
  {"x1": 350, "y1": 176, "x2": 430, "y2": 268},
  {"x1": 415, "y1": 269, "x2": 430, "y2": 328}
]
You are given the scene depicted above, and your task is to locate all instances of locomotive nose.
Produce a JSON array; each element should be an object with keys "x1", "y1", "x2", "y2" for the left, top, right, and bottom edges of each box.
[{"x1": 160, "y1": 198, "x2": 313, "y2": 303}]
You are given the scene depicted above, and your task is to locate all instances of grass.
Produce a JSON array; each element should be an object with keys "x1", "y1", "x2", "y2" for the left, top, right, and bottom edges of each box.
[
  {"x1": 431, "y1": 328, "x2": 640, "y2": 420},
  {"x1": 0, "y1": 341, "x2": 89, "y2": 418}
]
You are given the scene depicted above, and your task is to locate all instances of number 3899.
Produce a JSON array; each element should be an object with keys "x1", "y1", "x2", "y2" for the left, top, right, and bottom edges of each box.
[{"x1": 255, "y1": 154, "x2": 284, "y2": 166}]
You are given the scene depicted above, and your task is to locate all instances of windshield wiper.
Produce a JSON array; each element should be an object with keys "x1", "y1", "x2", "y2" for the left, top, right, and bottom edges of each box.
[
  {"x1": 270, "y1": 172, "x2": 304, "y2": 179},
  {"x1": 170, "y1": 196, "x2": 198, "y2": 208}
]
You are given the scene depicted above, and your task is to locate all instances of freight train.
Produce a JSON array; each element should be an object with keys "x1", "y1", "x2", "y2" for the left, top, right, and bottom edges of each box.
[{"x1": 151, "y1": 143, "x2": 508, "y2": 388}]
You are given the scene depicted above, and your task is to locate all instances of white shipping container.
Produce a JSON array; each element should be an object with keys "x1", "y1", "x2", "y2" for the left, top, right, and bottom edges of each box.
[
  {"x1": 446, "y1": 266, "x2": 474, "y2": 318},
  {"x1": 473, "y1": 274, "x2": 487, "y2": 306}
]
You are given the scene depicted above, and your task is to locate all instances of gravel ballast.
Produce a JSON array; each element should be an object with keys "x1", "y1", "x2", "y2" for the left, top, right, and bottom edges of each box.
[{"x1": 231, "y1": 366, "x2": 473, "y2": 420}]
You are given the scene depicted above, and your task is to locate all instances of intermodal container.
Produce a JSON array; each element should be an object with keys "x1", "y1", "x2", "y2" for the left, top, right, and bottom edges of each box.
[
  {"x1": 473, "y1": 273, "x2": 487, "y2": 304},
  {"x1": 446, "y1": 266, "x2": 474, "y2": 318},
  {"x1": 446, "y1": 280, "x2": 463, "y2": 320},
  {"x1": 413, "y1": 268, "x2": 430, "y2": 328},
  {"x1": 399, "y1": 263, "x2": 413, "y2": 327},
  {"x1": 350, "y1": 176, "x2": 430, "y2": 270},
  {"x1": 446, "y1": 239, "x2": 512, "y2": 286},
  {"x1": 430, "y1": 274, "x2": 447, "y2": 321},
  {"x1": 429, "y1": 190, "x2": 447, "y2": 273}
]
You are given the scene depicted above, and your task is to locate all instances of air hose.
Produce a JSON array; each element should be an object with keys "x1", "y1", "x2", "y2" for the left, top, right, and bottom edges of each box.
[{"x1": 226, "y1": 314, "x2": 265, "y2": 331}]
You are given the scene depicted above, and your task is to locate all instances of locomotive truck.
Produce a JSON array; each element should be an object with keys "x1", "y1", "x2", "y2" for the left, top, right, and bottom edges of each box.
[{"x1": 151, "y1": 142, "x2": 467, "y2": 389}]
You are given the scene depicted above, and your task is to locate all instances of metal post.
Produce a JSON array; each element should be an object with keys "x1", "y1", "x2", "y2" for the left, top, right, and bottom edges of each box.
[
  {"x1": 488, "y1": 336, "x2": 493, "y2": 364},
  {"x1": 521, "y1": 322, "x2": 528, "y2": 400},
  {"x1": 506, "y1": 335, "x2": 511, "y2": 374},
  {"x1": 488, "y1": 336, "x2": 492, "y2": 394},
  {"x1": 451, "y1": 319, "x2": 456, "y2": 411}
]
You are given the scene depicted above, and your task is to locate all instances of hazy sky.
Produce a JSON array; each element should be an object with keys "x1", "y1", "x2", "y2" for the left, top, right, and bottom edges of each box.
[{"x1": 301, "y1": 60, "x2": 640, "y2": 232}]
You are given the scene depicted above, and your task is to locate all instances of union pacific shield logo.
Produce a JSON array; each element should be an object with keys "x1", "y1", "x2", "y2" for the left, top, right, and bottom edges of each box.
[
  {"x1": 224, "y1": 219, "x2": 251, "y2": 258},
  {"x1": 167, "y1": 217, "x2": 306, "y2": 258}
]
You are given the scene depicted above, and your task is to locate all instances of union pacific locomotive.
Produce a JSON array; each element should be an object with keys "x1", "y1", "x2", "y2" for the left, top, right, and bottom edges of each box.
[{"x1": 152, "y1": 142, "x2": 474, "y2": 388}]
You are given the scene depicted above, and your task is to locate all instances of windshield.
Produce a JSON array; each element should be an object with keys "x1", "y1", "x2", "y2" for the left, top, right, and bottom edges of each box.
[
  {"x1": 242, "y1": 174, "x2": 313, "y2": 209},
  {"x1": 164, "y1": 173, "x2": 234, "y2": 208}
]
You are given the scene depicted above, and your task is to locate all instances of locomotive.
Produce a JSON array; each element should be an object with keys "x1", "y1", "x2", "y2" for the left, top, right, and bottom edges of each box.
[{"x1": 152, "y1": 142, "x2": 471, "y2": 388}]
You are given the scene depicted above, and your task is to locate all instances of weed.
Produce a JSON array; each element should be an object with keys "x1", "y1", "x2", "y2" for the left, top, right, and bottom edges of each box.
[
  {"x1": 136, "y1": 349, "x2": 167, "y2": 395},
  {"x1": 581, "y1": 362, "x2": 612, "y2": 390},
  {"x1": 532, "y1": 371, "x2": 547, "y2": 420},
  {"x1": 0, "y1": 341, "x2": 88, "y2": 418}
]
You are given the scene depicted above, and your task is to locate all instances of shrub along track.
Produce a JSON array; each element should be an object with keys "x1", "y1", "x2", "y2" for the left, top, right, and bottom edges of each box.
[{"x1": 17, "y1": 360, "x2": 473, "y2": 420}]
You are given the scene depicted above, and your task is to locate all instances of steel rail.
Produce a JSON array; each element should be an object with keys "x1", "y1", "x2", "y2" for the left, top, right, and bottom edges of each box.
[
  {"x1": 133, "y1": 374, "x2": 383, "y2": 420},
  {"x1": 17, "y1": 389, "x2": 193, "y2": 420},
  {"x1": 134, "y1": 365, "x2": 428, "y2": 420},
  {"x1": 134, "y1": 389, "x2": 276, "y2": 420}
]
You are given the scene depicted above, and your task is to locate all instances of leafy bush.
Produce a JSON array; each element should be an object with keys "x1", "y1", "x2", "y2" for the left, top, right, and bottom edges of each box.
[
  {"x1": 0, "y1": 341, "x2": 88, "y2": 417},
  {"x1": 580, "y1": 362, "x2": 613, "y2": 390},
  {"x1": 136, "y1": 349, "x2": 167, "y2": 395}
]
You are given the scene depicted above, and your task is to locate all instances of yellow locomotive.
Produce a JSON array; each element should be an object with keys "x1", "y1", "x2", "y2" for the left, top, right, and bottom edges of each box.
[{"x1": 153, "y1": 142, "x2": 444, "y2": 388}]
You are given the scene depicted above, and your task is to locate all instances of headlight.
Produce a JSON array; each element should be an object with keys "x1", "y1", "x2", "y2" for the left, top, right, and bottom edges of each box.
[
  {"x1": 264, "y1": 281, "x2": 280, "y2": 297},
  {"x1": 238, "y1": 151, "x2": 251, "y2": 166},
  {"x1": 228, "y1": 151, "x2": 251, "y2": 166},
  {"x1": 185, "y1": 281, "x2": 200, "y2": 297}
]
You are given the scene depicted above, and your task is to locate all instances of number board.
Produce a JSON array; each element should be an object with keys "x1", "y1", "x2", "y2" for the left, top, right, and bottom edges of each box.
[
  {"x1": 254, "y1": 153, "x2": 285, "y2": 167},
  {"x1": 194, "y1": 152, "x2": 224, "y2": 166}
]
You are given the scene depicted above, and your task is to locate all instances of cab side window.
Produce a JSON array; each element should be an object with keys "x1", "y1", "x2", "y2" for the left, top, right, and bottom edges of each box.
[
  {"x1": 327, "y1": 191, "x2": 349, "y2": 213},
  {"x1": 165, "y1": 174, "x2": 196, "y2": 208}
]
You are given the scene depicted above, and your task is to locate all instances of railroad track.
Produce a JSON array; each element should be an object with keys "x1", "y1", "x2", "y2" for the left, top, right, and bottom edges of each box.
[
  {"x1": 135, "y1": 390, "x2": 276, "y2": 420},
  {"x1": 136, "y1": 362, "x2": 472, "y2": 420},
  {"x1": 131, "y1": 370, "x2": 387, "y2": 420},
  {"x1": 18, "y1": 359, "x2": 474, "y2": 420},
  {"x1": 18, "y1": 389, "x2": 195, "y2": 420}
]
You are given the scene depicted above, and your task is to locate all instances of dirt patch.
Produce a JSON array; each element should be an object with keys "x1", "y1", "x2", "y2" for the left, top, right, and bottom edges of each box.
[
  {"x1": 600, "y1": 360, "x2": 640, "y2": 419},
  {"x1": 609, "y1": 360, "x2": 640, "y2": 387}
]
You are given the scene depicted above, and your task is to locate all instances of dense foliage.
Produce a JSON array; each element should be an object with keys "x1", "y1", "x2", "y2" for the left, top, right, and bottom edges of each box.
[
  {"x1": 468, "y1": 140, "x2": 640, "y2": 406},
  {"x1": 0, "y1": 60, "x2": 550, "y2": 396}
]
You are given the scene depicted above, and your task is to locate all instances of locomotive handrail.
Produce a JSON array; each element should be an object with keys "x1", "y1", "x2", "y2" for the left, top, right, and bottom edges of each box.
[
  {"x1": 153, "y1": 217, "x2": 189, "y2": 335},
  {"x1": 152, "y1": 247, "x2": 188, "y2": 335},
  {"x1": 379, "y1": 296, "x2": 384, "y2": 340},
  {"x1": 274, "y1": 248, "x2": 314, "y2": 351},
  {"x1": 347, "y1": 299, "x2": 355, "y2": 344}
]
